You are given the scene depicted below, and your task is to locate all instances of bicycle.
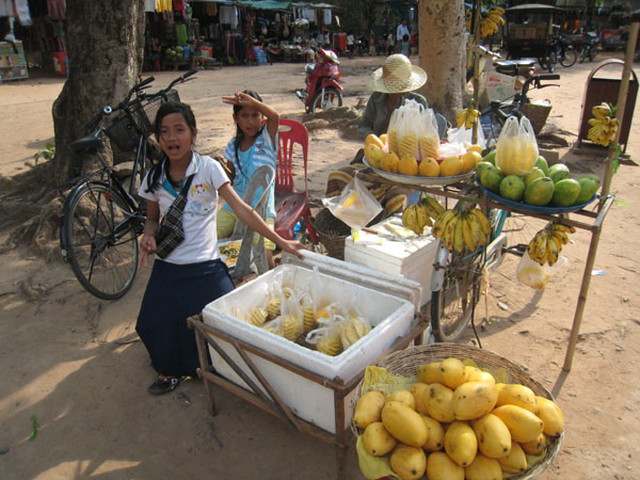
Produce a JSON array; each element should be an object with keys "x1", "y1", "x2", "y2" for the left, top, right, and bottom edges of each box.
[
  {"x1": 58, "y1": 70, "x2": 197, "y2": 300},
  {"x1": 479, "y1": 73, "x2": 560, "y2": 148}
]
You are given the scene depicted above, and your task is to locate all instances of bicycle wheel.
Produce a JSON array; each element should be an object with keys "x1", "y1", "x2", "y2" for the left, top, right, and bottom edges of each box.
[
  {"x1": 310, "y1": 87, "x2": 343, "y2": 113},
  {"x1": 61, "y1": 181, "x2": 139, "y2": 300},
  {"x1": 560, "y1": 49, "x2": 577, "y2": 67},
  {"x1": 430, "y1": 251, "x2": 481, "y2": 343}
]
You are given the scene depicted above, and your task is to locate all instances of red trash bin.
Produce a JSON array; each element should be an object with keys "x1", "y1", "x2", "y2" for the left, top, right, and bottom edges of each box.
[{"x1": 52, "y1": 52, "x2": 67, "y2": 76}]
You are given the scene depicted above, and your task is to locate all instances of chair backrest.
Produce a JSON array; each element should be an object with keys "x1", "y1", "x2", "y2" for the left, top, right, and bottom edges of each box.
[{"x1": 276, "y1": 118, "x2": 309, "y2": 195}]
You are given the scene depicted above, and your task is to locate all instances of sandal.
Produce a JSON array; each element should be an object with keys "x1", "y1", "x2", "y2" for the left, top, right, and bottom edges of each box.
[{"x1": 148, "y1": 375, "x2": 185, "y2": 395}]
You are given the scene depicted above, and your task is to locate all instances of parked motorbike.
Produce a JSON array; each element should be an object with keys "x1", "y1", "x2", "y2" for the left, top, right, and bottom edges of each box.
[
  {"x1": 579, "y1": 31, "x2": 599, "y2": 63},
  {"x1": 468, "y1": 45, "x2": 537, "y2": 84},
  {"x1": 295, "y1": 46, "x2": 344, "y2": 114}
]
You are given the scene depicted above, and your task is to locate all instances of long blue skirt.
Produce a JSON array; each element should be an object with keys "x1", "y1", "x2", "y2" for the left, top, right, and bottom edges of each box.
[{"x1": 136, "y1": 259, "x2": 234, "y2": 377}]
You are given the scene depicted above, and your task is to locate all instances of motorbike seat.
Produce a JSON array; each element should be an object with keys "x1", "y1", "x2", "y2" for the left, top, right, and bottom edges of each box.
[{"x1": 494, "y1": 59, "x2": 535, "y2": 76}]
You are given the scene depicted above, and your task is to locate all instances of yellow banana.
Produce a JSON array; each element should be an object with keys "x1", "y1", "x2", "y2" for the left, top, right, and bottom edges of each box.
[
  {"x1": 545, "y1": 237, "x2": 560, "y2": 266},
  {"x1": 431, "y1": 209, "x2": 455, "y2": 239},
  {"x1": 456, "y1": 109, "x2": 468, "y2": 129},
  {"x1": 461, "y1": 215, "x2": 476, "y2": 252},
  {"x1": 469, "y1": 208, "x2": 491, "y2": 236},
  {"x1": 441, "y1": 213, "x2": 459, "y2": 250},
  {"x1": 527, "y1": 230, "x2": 548, "y2": 265},
  {"x1": 489, "y1": 7, "x2": 505, "y2": 15},
  {"x1": 417, "y1": 204, "x2": 433, "y2": 230},
  {"x1": 425, "y1": 195, "x2": 445, "y2": 217},
  {"x1": 402, "y1": 204, "x2": 420, "y2": 235},
  {"x1": 551, "y1": 223, "x2": 576, "y2": 234},
  {"x1": 467, "y1": 213, "x2": 487, "y2": 248},
  {"x1": 552, "y1": 230, "x2": 569, "y2": 245},
  {"x1": 453, "y1": 215, "x2": 465, "y2": 253}
]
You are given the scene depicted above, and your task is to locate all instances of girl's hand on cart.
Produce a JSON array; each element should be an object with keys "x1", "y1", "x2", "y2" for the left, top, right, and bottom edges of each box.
[
  {"x1": 139, "y1": 234, "x2": 157, "y2": 268},
  {"x1": 279, "y1": 239, "x2": 307, "y2": 259}
]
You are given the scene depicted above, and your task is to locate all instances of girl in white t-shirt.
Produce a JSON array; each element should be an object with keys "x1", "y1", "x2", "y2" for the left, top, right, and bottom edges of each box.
[{"x1": 137, "y1": 101, "x2": 303, "y2": 395}]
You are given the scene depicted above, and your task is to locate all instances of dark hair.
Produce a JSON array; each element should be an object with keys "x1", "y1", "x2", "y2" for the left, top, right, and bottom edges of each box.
[
  {"x1": 232, "y1": 90, "x2": 264, "y2": 179},
  {"x1": 144, "y1": 101, "x2": 197, "y2": 193}
]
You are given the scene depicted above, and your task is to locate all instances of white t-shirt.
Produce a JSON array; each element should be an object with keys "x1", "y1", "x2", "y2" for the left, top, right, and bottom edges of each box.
[{"x1": 138, "y1": 152, "x2": 230, "y2": 265}]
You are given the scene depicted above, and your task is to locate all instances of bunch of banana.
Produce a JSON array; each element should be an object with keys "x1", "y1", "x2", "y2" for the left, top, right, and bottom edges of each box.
[
  {"x1": 587, "y1": 102, "x2": 618, "y2": 147},
  {"x1": 527, "y1": 222, "x2": 576, "y2": 266},
  {"x1": 480, "y1": 8, "x2": 506, "y2": 37},
  {"x1": 339, "y1": 317, "x2": 372, "y2": 350},
  {"x1": 456, "y1": 106, "x2": 480, "y2": 130},
  {"x1": 431, "y1": 208, "x2": 491, "y2": 253},
  {"x1": 401, "y1": 203, "x2": 432, "y2": 235}
]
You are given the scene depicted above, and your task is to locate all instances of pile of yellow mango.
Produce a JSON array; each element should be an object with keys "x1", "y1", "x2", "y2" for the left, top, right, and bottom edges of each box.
[{"x1": 364, "y1": 133, "x2": 483, "y2": 178}]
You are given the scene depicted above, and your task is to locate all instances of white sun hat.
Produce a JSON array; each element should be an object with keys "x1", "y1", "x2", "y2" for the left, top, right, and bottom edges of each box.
[{"x1": 370, "y1": 54, "x2": 427, "y2": 93}]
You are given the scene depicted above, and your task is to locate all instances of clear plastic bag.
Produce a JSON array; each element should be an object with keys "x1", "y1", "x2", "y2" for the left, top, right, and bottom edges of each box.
[
  {"x1": 322, "y1": 176, "x2": 383, "y2": 230},
  {"x1": 495, "y1": 116, "x2": 539, "y2": 176},
  {"x1": 516, "y1": 251, "x2": 553, "y2": 290}
]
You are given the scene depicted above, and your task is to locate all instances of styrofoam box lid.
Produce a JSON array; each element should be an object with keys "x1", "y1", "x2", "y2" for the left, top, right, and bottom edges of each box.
[{"x1": 202, "y1": 262, "x2": 416, "y2": 381}]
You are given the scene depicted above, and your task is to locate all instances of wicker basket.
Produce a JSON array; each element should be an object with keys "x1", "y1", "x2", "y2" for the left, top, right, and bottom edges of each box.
[
  {"x1": 351, "y1": 343, "x2": 562, "y2": 480},
  {"x1": 312, "y1": 208, "x2": 351, "y2": 260},
  {"x1": 105, "y1": 89, "x2": 180, "y2": 151},
  {"x1": 522, "y1": 102, "x2": 552, "y2": 136}
]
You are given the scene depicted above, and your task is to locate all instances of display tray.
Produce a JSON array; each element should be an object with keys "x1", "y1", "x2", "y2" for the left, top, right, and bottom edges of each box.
[
  {"x1": 363, "y1": 157, "x2": 475, "y2": 186},
  {"x1": 476, "y1": 179, "x2": 598, "y2": 214},
  {"x1": 218, "y1": 240, "x2": 241, "y2": 267}
]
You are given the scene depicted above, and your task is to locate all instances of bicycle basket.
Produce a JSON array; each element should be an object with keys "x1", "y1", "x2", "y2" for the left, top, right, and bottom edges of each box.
[{"x1": 105, "y1": 89, "x2": 181, "y2": 152}]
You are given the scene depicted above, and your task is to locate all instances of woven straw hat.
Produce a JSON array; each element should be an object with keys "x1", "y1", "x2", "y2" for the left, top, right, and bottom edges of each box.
[{"x1": 370, "y1": 54, "x2": 427, "y2": 93}]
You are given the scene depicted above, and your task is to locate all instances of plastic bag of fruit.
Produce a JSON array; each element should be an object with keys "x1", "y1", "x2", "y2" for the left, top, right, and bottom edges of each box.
[{"x1": 495, "y1": 116, "x2": 539, "y2": 176}]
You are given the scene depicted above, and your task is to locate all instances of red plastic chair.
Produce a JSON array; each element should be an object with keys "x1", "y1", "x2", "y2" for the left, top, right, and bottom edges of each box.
[{"x1": 275, "y1": 118, "x2": 318, "y2": 244}]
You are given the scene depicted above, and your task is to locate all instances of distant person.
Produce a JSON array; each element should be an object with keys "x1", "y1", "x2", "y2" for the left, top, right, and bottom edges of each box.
[
  {"x1": 347, "y1": 33, "x2": 355, "y2": 58},
  {"x1": 401, "y1": 34, "x2": 410, "y2": 57},
  {"x1": 386, "y1": 31, "x2": 395, "y2": 56},
  {"x1": 396, "y1": 19, "x2": 410, "y2": 51}
]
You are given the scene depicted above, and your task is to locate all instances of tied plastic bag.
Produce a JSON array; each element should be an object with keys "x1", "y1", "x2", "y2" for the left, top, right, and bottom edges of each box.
[
  {"x1": 495, "y1": 116, "x2": 539, "y2": 176},
  {"x1": 386, "y1": 100, "x2": 440, "y2": 161},
  {"x1": 447, "y1": 124, "x2": 487, "y2": 150},
  {"x1": 516, "y1": 251, "x2": 553, "y2": 290},
  {"x1": 322, "y1": 176, "x2": 382, "y2": 230}
]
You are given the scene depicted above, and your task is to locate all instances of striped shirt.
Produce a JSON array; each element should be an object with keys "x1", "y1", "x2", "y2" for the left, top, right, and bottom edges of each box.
[{"x1": 223, "y1": 127, "x2": 278, "y2": 218}]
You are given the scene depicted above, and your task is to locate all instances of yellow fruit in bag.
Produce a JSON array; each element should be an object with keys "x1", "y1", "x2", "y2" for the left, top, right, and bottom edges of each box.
[{"x1": 495, "y1": 117, "x2": 539, "y2": 176}]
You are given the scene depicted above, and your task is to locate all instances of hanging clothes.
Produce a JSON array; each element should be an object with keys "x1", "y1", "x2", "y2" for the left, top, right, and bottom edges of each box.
[
  {"x1": 0, "y1": 0, "x2": 12, "y2": 17},
  {"x1": 13, "y1": 0, "x2": 32, "y2": 26},
  {"x1": 145, "y1": 0, "x2": 155, "y2": 13},
  {"x1": 47, "y1": 0, "x2": 65, "y2": 20},
  {"x1": 219, "y1": 5, "x2": 238, "y2": 29},
  {"x1": 323, "y1": 9, "x2": 332, "y2": 26},
  {"x1": 172, "y1": 0, "x2": 185, "y2": 15},
  {"x1": 156, "y1": 0, "x2": 172, "y2": 13},
  {"x1": 176, "y1": 23, "x2": 187, "y2": 46}
]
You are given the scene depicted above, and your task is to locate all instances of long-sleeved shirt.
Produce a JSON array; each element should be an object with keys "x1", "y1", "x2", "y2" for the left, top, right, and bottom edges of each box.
[{"x1": 358, "y1": 92, "x2": 428, "y2": 139}]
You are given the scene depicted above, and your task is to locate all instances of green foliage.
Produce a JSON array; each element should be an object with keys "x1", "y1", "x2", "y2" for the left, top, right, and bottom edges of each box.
[{"x1": 33, "y1": 143, "x2": 56, "y2": 164}]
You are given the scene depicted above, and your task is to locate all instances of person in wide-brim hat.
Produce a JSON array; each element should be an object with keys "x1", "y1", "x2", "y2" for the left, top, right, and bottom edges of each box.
[
  {"x1": 370, "y1": 53, "x2": 427, "y2": 94},
  {"x1": 358, "y1": 54, "x2": 429, "y2": 139}
]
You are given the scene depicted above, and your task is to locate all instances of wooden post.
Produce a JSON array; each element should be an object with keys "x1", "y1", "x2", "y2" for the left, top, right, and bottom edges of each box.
[
  {"x1": 562, "y1": 21, "x2": 638, "y2": 371},
  {"x1": 471, "y1": 0, "x2": 482, "y2": 145}
]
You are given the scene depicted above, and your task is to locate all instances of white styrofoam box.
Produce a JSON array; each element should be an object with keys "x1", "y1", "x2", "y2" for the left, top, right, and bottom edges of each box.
[
  {"x1": 344, "y1": 217, "x2": 439, "y2": 305},
  {"x1": 201, "y1": 251, "x2": 420, "y2": 434}
]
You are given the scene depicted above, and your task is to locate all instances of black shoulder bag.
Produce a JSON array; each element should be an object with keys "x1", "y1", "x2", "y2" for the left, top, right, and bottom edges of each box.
[{"x1": 155, "y1": 174, "x2": 196, "y2": 259}]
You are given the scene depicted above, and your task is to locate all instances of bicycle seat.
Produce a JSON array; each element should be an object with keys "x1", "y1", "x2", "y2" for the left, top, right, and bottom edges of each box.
[
  {"x1": 70, "y1": 129, "x2": 103, "y2": 154},
  {"x1": 494, "y1": 59, "x2": 535, "y2": 76}
]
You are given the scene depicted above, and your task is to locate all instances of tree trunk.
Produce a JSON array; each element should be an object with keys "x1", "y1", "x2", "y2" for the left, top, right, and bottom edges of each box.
[
  {"x1": 50, "y1": 0, "x2": 145, "y2": 184},
  {"x1": 417, "y1": 0, "x2": 467, "y2": 124}
]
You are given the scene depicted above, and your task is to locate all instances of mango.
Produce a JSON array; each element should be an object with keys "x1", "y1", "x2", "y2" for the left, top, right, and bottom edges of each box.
[
  {"x1": 499, "y1": 175, "x2": 526, "y2": 202},
  {"x1": 425, "y1": 383, "x2": 456, "y2": 423},
  {"x1": 523, "y1": 176, "x2": 554, "y2": 206},
  {"x1": 535, "y1": 396, "x2": 564, "y2": 437},
  {"x1": 575, "y1": 174, "x2": 601, "y2": 204},
  {"x1": 523, "y1": 167, "x2": 545, "y2": 186},
  {"x1": 535, "y1": 155, "x2": 549, "y2": 175},
  {"x1": 551, "y1": 178, "x2": 581, "y2": 206},
  {"x1": 520, "y1": 432, "x2": 548, "y2": 455},
  {"x1": 426, "y1": 451, "x2": 465, "y2": 480},
  {"x1": 482, "y1": 150, "x2": 497, "y2": 165},
  {"x1": 452, "y1": 381, "x2": 499, "y2": 421},
  {"x1": 497, "y1": 441, "x2": 527, "y2": 474},
  {"x1": 362, "y1": 421, "x2": 397, "y2": 456},
  {"x1": 409, "y1": 382, "x2": 430, "y2": 414},
  {"x1": 389, "y1": 444, "x2": 427, "y2": 480},
  {"x1": 399, "y1": 156, "x2": 419, "y2": 176},
  {"x1": 439, "y1": 357, "x2": 467, "y2": 389},
  {"x1": 417, "y1": 361, "x2": 443, "y2": 384},
  {"x1": 465, "y1": 453, "x2": 503, "y2": 480},
  {"x1": 420, "y1": 414, "x2": 445, "y2": 451},
  {"x1": 472, "y1": 413, "x2": 512, "y2": 458},
  {"x1": 381, "y1": 401, "x2": 428, "y2": 447},
  {"x1": 387, "y1": 389, "x2": 417, "y2": 410},
  {"x1": 353, "y1": 390, "x2": 386, "y2": 429},
  {"x1": 491, "y1": 404, "x2": 544, "y2": 443},
  {"x1": 548, "y1": 163, "x2": 570, "y2": 183},
  {"x1": 444, "y1": 421, "x2": 478, "y2": 467},
  {"x1": 480, "y1": 165, "x2": 505, "y2": 193},
  {"x1": 495, "y1": 383, "x2": 538, "y2": 413}
]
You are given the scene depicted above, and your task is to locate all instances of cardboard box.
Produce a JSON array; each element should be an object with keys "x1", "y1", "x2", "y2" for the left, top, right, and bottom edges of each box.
[
  {"x1": 344, "y1": 216, "x2": 439, "y2": 306},
  {"x1": 201, "y1": 252, "x2": 422, "y2": 434}
]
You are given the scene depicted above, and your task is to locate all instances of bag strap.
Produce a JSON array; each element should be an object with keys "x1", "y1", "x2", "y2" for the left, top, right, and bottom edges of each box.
[{"x1": 180, "y1": 173, "x2": 195, "y2": 197}]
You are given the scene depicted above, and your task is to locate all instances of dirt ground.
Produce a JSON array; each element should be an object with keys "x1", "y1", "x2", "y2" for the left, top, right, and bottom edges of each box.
[{"x1": 0, "y1": 54, "x2": 639, "y2": 480}]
